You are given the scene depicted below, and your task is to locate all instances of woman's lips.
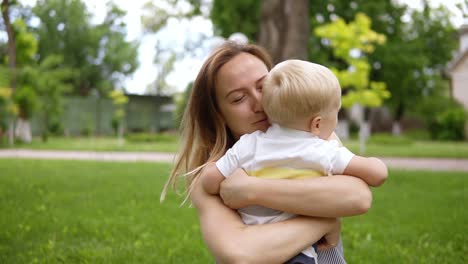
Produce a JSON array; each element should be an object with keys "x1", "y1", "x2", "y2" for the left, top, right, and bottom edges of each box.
[{"x1": 254, "y1": 118, "x2": 268, "y2": 124}]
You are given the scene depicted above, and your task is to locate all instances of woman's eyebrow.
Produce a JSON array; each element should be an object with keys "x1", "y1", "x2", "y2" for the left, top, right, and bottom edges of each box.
[{"x1": 256, "y1": 75, "x2": 267, "y2": 85}]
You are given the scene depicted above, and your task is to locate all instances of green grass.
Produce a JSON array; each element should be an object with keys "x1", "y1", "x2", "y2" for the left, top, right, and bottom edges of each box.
[
  {"x1": 0, "y1": 134, "x2": 179, "y2": 153},
  {"x1": 343, "y1": 139, "x2": 468, "y2": 158},
  {"x1": 0, "y1": 159, "x2": 209, "y2": 263},
  {"x1": 0, "y1": 159, "x2": 466, "y2": 263},
  {"x1": 342, "y1": 169, "x2": 467, "y2": 263},
  {"x1": 2, "y1": 133, "x2": 468, "y2": 158}
]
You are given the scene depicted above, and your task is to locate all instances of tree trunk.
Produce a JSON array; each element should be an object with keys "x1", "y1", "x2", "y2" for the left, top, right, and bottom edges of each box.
[
  {"x1": 392, "y1": 101, "x2": 404, "y2": 136},
  {"x1": 117, "y1": 122, "x2": 124, "y2": 146},
  {"x1": 15, "y1": 118, "x2": 32, "y2": 143},
  {"x1": 2, "y1": 0, "x2": 17, "y2": 146},
  {"x1": 358, "y1": 106, "x2": 371, "y2": 155},
  {"x1": 392, "y1": 121, "x2": 401, "y2": 136},
  {"x1": 359, "y1": 121, "x2": 370, "y2": 155},
  {"x1": 258, "y1": 0, "x2": 310, "y2": 63},
  {"x1": 1, "y1": 0, "x2": 17, "y2": 89}
]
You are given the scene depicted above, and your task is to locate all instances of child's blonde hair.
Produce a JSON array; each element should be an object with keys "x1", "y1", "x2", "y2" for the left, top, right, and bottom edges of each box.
[{"x1": 262, "y1": 60, "x2": 341, "y2": 127}]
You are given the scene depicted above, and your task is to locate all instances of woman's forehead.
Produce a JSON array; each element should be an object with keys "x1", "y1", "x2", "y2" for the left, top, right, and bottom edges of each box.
[{"x1": 217, "y1": 53, "x2": 268, "y2": 94}]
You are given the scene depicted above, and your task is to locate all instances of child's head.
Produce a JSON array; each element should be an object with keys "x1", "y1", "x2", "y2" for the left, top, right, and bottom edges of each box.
[{"x1": 262, "y1": 60, "x2": 341, "y2": 139}]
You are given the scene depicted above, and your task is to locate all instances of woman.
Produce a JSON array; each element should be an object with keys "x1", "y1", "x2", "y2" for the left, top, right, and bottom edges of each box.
[{"x1": 162, "y1": 41, "x2": 372, "y2": 263}]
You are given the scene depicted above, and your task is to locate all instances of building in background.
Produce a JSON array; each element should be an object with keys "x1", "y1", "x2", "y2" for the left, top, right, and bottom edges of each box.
[
  {"x1": 448, "y1": 24, "x2": 468, "y2": 110},
  {"x1": 29, "y1": 94, "x2": 175, "y2": 136}
]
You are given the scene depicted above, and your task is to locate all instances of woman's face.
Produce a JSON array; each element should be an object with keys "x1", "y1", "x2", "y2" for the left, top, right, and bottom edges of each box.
[{"x1": 215, "y1": 52, "x2": 270, "y2": 139}]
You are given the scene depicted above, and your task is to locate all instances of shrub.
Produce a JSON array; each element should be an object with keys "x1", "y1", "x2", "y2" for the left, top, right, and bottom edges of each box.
[
  {"x1": 367, "y1": 133, "x2": 413, "y2": 145},
  {"x1": 402, "y1": 130, "x2": 431, "y2": 141},
  {"x1": 432, "y1": 107, "x2": 467, "y2": 141},
  {"x1": 416, "y1": 96, "x2": 467, "y2": 141},
  {"x1": 125, "y1": 133, "x2": 177, "y2": 143}
]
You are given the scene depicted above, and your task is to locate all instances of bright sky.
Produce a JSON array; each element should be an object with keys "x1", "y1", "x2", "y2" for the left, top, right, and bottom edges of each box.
[{"x1": 18, "y1": 0, "x2": 468, "y2": 94}]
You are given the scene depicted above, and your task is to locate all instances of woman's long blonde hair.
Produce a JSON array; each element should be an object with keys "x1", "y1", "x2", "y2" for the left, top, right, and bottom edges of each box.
[{"x1": 160, "y1": 41, "x2": 272, "y2": 203}]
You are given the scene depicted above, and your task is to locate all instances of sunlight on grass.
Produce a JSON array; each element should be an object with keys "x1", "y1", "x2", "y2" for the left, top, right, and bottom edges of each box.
[{"x1": 0, "y1": 159, "x2": 466, "y2": 263}]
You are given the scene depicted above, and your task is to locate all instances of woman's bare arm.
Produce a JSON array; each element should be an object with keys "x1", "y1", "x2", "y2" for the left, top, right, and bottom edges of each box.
[
  {"x1": 220, "y1": 169, "x2": 372, "y2": 218},
  {"x1": 191, "y1": 179, "x2": 338, "y2": 264}
]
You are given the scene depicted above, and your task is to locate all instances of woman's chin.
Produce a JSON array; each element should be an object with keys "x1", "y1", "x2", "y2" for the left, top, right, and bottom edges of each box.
[{"x1": 255, "y1": 120, "x2": 271, "y2": 132}]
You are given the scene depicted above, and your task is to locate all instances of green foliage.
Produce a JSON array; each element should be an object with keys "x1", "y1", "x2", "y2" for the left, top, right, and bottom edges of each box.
[
  {"x1": 210, "y1": 0, "x2": 260, "y2": 40},
  {"x1": 0, "y1": 66, "x2": 19, "y2": 119},
  {"x1": 402, "y1": 129, "x2": 431, "y2": 141},
  {"x1": 125, "y1": 133, "x2": 178, "y2": 143},
  {"x1": 433, "y1": 107, "x2": 467, "y2": 141},
  {"x1": 366, "y1": 133, "x2": 413, "y2": 145},
  {"x1": 315, "y1": 13, "x2": 390, "y2": 109},
  {"x1": 174, "y1": 82, "x2": 193, "y2": 128},
  {"x1": 12, "y1": 86, "x2": 37, "y2": 119},
  {"x1": 415, "y1": 96, "x2": 467, "y2": 141},
  {"x1": 377, "y1": 4, "x2": 457, "y2": 119},
  {"x1": 0, "y1": 87, "x2": 18, "y2": 129},
  {"x1": 108, "y1": 89, "x2": 128, "y2": 122},
  {"x1": 141, "y1": 0, "x2": 203, "y2": 34},
  {"x1": 19, "y1": 55, "x2": 73, "y2": 140},
  {"x1": 10, "y1": 19, "x2": 38, "y2": 67},
  {"x1": 208, "y1": 0, "x2": 457, "y2": 124},
  {"x1": 33, "y1": 0, "x2": 139, "y2": 96}
]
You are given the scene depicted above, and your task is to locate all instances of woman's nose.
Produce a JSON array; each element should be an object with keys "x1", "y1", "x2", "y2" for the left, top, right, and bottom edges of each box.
[{"x1": 252, "y1": 89, "x2": 263, "y2": 112}]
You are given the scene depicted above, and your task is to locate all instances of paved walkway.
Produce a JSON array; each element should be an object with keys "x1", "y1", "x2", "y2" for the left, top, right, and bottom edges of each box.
[{"x1": 1, "y1": 149, "x2": 468, "y2": 172}]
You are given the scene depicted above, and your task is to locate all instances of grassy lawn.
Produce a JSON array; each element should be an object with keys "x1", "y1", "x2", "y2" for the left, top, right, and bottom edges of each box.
[
  {"x1": 2, "y1": 133, "x2": 468, "y2": 158},
  {"x1": 343, "y1": 139, "x2": 468, "y2": 158},
  {"x1": 0, "y1": 159, "x2": 466, "y2": 263},
  {"x1": 0, "y1": 134, "x2": 179, "y2": 153}
]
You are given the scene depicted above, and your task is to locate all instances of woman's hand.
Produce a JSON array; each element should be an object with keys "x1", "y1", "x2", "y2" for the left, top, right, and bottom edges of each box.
[
  {"x1": 220, "y1": 168, "x2": 256, "y2": 209},
  {"x1": 317, "y1": 218, "x2": 341, "y2": 251}
]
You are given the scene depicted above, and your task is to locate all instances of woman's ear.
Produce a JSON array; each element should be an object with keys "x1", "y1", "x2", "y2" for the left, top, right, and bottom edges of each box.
[{"x1": 309, "y1": 116, "x2": 322, "y2": 136}]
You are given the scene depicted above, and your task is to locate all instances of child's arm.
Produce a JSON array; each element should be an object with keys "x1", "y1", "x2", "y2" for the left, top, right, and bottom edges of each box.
[
  {"x1": 343, "y1": 156, "x2": 388, "y2": 187},
  {"x1": 200, "y1": 162, "x2": 226, "y2": 195}
]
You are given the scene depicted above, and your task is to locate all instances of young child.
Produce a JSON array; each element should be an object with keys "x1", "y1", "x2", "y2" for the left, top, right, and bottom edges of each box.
[{"x1": 201, "y1": 60, "x2": 388, "y2": 264}]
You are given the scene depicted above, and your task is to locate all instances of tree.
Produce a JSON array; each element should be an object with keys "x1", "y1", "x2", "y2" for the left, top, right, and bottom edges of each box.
[
  {"x1": 108, "y1": 89, "x2": 128, "y2": 145},
  {"x1": 0, "y1": 67, "x2": 18, "y2": 142},
  {"x1": 210, "y1": 0, "x2": 260, "y2": 41},
  {"x1": 374, "y1": 3, "x2": 457, "y2": 135},
  {"x1": 209, "y1": 0, "x2": 458, "y2": 135},
  {"x1": 94, "y1": 3, "x2": 139, "y2": 93},
  {"x1": 145, "y1": 40, "x2": 177, "y2": 95},
  {"x1": 1, "y1": 0, "x2": 17, "y2": 145},
  {"x1": 210, "y1": 0, "x2": 310, "y2": 62},
  {"x1": 32, "y1": 0, "x2": 138, "y2": 96},
  {"x1": 20, "y1": 55, "x2": 73, "y2": 141},
  {"x1": 141, "y1": 0, "x2": 205, "y2": 95},
  {"x1": 11, "y1": 18, "x2": 38, "y2": 143},
  {"x1": 315, "y1": 13, "x2": 390, "y2": 154}
]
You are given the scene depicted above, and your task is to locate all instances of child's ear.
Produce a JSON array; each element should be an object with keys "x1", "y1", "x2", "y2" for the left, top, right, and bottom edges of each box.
[{"x1": 309, "y1": 116, "x2": 322, "y2": 136}]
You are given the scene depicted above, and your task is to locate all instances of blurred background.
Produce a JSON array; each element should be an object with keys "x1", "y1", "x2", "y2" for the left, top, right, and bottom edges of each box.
[
  {"x1": 0, "y1": 0, "x2": 467, "y2": 263},
  {"x1": 0, "y1": 0, "x2": 467, "y2": 146}
]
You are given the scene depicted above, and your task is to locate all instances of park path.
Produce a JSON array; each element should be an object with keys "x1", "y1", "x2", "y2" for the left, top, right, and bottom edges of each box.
[{"x1": 1, "y1": 149, "x2": 468, "y2": 172}]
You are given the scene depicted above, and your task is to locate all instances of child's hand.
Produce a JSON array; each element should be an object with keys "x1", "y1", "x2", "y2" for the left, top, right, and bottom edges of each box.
[
  {"x1": 317, "y1": 218, "x2": 341, "y2": 251},
  {"x1": 220, "y1": 169, "x2": 256, "y2": 209}
]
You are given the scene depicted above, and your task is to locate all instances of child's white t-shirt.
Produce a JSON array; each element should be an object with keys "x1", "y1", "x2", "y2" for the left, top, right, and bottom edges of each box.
[{"x1": 215, "y1": 123, "x2": 354, "y2": 258}]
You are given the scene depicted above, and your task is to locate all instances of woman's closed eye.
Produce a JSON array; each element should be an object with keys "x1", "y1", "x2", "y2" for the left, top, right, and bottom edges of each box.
[
  {"x1": 230, "y1": 93, "x2": 246, "y2": 104},
  {"x1": 232, "y1": 96, "x2": 245, "y2": 103}
]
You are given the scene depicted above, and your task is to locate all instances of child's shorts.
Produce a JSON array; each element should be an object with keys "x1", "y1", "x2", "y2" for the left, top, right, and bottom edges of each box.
[
  {"x1": 285, "y1": 243, "x2": 318, "y2": 264},
  {"x1": 284, "y1": 252, "x2": 317, "y2": 264}
]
